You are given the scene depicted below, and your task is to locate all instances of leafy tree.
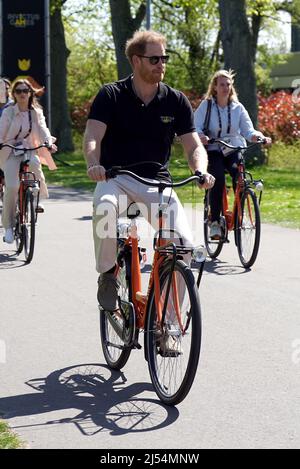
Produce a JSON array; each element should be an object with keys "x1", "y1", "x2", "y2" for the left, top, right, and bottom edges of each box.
[
  {"x1": 151, "y1": 0, "x2": 220, "y2": 94},
  {"x1": 109, "y1": 0, "x2": 146, "y2": 78}
]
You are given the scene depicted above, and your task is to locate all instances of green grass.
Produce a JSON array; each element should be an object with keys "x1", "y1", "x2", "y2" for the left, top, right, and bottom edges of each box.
[
  {"x1": 43, "y1": 138, "x2": 300, "y2": 229},
  {"x1": 0, "y1": 420, "x2": 23, "y2": 449}
]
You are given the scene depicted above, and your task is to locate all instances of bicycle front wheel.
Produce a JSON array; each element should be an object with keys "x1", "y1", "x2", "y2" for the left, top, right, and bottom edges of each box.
[
  {"x1": 203, "y1": 190, "x2": 223, "y2": 259},
  {"x1": 145, "y1": 260, "x2": 201, "y2": 405},
  {"x1": 100, "y1": 252, "x2": 132, "y2": 370},
  {"x1": 23, "y1": 189, "x2": 36, "y2": 263},
  {"x1": 236, "y1": 188, "x2": 261, "y2": 268},
  {"x1": 15, "y1": 199, "x2": 23, "y2": 255}
]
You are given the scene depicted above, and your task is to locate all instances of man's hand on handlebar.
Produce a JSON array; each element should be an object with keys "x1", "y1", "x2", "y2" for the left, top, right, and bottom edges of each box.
[
  {"x1": 197, "y1": 172, "x2": 215, "y2": 189},
  {"x1": 87, "y1": 163, "x2": 106, "y2": 181}
]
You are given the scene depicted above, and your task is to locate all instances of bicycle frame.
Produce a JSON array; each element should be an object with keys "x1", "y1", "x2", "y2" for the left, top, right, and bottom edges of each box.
[
  {"x1": 222, "y1": 157, "x2": 245, "y2": 233},
  {"x1": 18, "y1": 159, "x2": 40, "y2": 223},
  {"x1": 117, "y1": 189, "x2": 190, "y2": 334},
  {"x1": 212, "y1": 139, "x2": 264, "y2": 237},
  {"x1": 108, "y1": 168, "x2": 206, "y2": 337}
]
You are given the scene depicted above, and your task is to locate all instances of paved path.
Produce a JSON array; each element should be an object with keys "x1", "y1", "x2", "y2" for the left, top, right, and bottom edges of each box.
[{"x1": 0, "y1": 186, "x2": 300, "y2": 449}]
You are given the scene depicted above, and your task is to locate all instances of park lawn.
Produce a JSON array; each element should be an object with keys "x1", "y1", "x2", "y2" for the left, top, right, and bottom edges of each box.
[{"x1": 43, "y1": 141, "x2": 300, "y2": 229}]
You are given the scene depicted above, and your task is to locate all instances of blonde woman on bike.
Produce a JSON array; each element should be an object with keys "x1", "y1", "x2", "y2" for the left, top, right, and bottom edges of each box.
[
  {"x1": 194, "y1": 69, "x2": 271, "y2": 240},
  {"x1": 0, "y1": 79, "x2": 57, "y2": 244}
]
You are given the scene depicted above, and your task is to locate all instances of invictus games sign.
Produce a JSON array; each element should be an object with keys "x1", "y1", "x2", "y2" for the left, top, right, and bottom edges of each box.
[{"x1": 1, "y1": 0, "x2": 48, "y2": 90}]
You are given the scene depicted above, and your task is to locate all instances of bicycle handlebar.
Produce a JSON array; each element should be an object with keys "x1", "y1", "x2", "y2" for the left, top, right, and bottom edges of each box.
[
  {"x1": 0, "y1": 142, "x2": 51, "y2": 152},
  {"x1": 105, "y1": 166, "x2": 205, "y2": 188},
  {"x1": 208, "y1": 137, "x2": 266, "y2": 151}
]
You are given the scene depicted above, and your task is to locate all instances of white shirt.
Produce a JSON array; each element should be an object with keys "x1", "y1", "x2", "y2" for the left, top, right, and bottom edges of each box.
[{"x1": 194, "y1": 99, "x2": 260, "y2": 151}]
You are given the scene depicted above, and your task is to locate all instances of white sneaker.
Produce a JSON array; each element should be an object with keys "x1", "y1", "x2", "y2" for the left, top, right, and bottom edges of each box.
[
  {"x1": 209, "y1": 221, "x2": 222, "y2": 240},
  {"x1": 4, "y1": 227, "x2": 14, "y2": 244}
]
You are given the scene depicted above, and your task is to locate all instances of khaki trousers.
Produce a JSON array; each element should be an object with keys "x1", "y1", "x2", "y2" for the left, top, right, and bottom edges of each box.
[
  {"x1": 1, "y1": 153, "x2": 48, "y2": 229},
  {"x1": 93, "y1": 175, "x2": 194, "y2": 274}
]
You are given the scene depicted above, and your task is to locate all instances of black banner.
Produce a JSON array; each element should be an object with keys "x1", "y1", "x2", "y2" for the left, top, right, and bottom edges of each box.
[{"x1": 1, "y1": 0, "x2": 46, "y2": 89}]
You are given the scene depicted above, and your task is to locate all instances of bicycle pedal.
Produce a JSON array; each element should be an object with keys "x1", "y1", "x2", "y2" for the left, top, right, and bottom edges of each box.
[{"x1": 35, "y1": 206, "x2": 44, "y2": 213}]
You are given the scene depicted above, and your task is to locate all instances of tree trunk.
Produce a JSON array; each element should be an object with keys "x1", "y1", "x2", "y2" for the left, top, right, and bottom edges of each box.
[
  {"x1": 218, "y1": 0, "x2": 257, "y2": 127},
  {"x1": 291, "y1": 24, "x2": 300, "y2": 51},
  {"x1": 50, "y1": 1, "x2": 74, "y2": 151},
  {"x1": 109, "y1": 0, "x2": 146, "y2": 79}
]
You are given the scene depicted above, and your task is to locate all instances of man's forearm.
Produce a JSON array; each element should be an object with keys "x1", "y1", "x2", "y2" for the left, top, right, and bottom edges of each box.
[
  {"x1": 83, "y1": 119, "x2": 107, "y2": 168},
  {"x1": 187, "y1": 145, "x2": 208, "y2": 174},
  {"x1": 83, "y1": 135, "x2": 100, "y2": 168}
]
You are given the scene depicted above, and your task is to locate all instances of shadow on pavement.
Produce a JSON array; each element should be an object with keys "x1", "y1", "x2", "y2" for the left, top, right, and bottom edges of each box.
[
  {"x1": 203, "y1": 258, "x2": 249, "y2": 276},
  {"x1": 0, "y1": 363, "x2": 179, "y2": 438},
  {"x1": 47, "y1": 186, "x2": 93, "y2": 203},
  {"x1": 0, "y1": 250, "x2": 25, "y2": 269}
]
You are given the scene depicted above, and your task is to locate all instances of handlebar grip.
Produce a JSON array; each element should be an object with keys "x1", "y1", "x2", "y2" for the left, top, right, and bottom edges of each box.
[
  {"x1": 194, "y1": 170, "x2": 205, "y2": 185},
  {"x1": 105, "y1": 166, "x2": 122, "y2": 179}
]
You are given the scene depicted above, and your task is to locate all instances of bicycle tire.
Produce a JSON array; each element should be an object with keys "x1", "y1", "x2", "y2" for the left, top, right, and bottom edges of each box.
[
  {"x1": 100, "y1": 247, "x2": 132, "y2": 370},
  {"x1": 145, "y1": 259, "x2": 201, "y2": 405},
  {"x1": 14, "y1": 199, "x2": 23, "y2": 255},
  {"x1": 203, "y1": 190, "x2": 223, "y2": 258},
  {"x1": 236, "y1": 188, "x2": 261, "y2": 268},
  {"x1": 23, "y1": 189, "x2": 35, "y2": 263}
]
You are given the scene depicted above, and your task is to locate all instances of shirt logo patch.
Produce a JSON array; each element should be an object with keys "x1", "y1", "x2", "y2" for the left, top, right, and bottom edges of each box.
[{"x1": 160, "y1": 116, "x2": 174, "y2": 124}]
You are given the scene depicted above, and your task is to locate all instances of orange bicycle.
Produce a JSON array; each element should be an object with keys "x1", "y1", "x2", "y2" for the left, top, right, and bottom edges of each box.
[
  {"x1": 0, "y1": 142, "x2": 50, "y2": 263},
  {"x1": 204, "y1": 138, "x2": 265, "y2": 268},
  {"x1": 99, "y1": 166, "x2": 206, "y2": 405}
]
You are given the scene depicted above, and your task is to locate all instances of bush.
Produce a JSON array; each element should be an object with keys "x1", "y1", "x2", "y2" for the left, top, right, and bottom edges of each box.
[
  {"x1": 258, "y1": 91, "x2": 300, "y2": 144},
  {"x1": 71, "y1": 97, "x2": 94, "y2": 133},
  {"x1": 71, "y1": 89, "x2": 300, "y2": 148}
]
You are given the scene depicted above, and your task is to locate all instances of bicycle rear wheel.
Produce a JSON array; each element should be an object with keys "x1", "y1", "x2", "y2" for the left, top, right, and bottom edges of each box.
[
  {"x1": 145, "y1": 260, "x2": 201, "y2": 405},
  {"x1": 100, "y1": 248, "x2": 132, "y2": 369},
  {"x1": 236, "y1": 188, "x2": 261, "y2": 268},
  {"x1": 203, "y1": 190, "x2": 223, "y2": 258},
  {"x1": 23, "y1": 189, "x2": 35, "y2": 263}
]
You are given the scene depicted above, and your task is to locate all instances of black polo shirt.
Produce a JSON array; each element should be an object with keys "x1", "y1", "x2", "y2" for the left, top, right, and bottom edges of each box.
[{"x1": 88, "y1": 75, "x2": 195, "y2": 180}]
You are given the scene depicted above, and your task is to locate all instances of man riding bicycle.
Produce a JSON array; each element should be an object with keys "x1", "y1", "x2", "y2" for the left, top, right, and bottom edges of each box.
[{"x1": 83, "y1": 30, "x2": 215, "y2": 314}]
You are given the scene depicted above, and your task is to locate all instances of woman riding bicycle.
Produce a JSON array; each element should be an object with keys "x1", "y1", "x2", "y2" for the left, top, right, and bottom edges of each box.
[
  {"x1": 194, "y1": 69, "x2": 271, "y2": 240},
  {"x1": 0, "y1": 79, "x2": 57, "y2": 244}
]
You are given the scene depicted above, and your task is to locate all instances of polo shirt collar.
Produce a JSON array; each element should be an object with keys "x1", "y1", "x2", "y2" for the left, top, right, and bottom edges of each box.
[{"x1": 126, "y1": 75, "x2": 167, "y2": 102}]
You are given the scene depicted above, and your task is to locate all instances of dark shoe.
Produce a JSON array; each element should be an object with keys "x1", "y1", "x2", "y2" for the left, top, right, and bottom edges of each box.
[{"x1": 97, "y1": 272, "x2": 120, "y2": 311}]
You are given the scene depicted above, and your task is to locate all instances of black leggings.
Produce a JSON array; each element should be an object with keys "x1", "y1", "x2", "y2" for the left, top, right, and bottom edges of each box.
[{"x1": 207, "y1": 150, "x2": 240, "y2": 222}]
